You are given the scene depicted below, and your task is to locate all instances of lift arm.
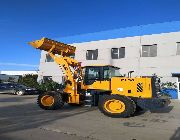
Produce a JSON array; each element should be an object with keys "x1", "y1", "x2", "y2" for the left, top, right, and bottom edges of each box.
[{"x1": 29, "y1": 37, "x2": 81, "y2": 103}]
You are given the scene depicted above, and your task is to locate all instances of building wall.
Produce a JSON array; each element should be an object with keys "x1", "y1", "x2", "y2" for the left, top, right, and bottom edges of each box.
[
  {"x1": 37, "y1": 51, "x2": 63, "y2": 83},
  {"x1": 38, "y1": 32, "x2": 180, "y2": 83}
]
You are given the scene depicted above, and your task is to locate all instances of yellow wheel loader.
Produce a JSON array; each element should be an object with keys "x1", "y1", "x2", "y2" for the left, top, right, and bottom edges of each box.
[{"x1": 29, "y1": 38, "x2": 170, "y2": 118}]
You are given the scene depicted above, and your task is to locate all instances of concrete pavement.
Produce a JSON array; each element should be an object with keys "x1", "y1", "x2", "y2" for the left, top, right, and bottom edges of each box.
[{"x1": 0, "y1": 94, "x2": 180, "y2": 140}]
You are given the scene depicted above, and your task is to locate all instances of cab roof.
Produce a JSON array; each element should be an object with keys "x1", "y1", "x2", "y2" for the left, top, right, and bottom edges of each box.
[{"x1": 82, "y1": 65, "x2": 120, "y2": 69}]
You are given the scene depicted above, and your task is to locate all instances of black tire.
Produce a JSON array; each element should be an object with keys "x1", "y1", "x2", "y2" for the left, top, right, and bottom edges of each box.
[
  {"x1": 135, "y1": 105, "x2": 144, "y2": 112},
  {"x1": 98, "y1": 95, "x2": 136, "y2": 118},
  {"x1": 37, "y1": 91, "x2": 64, "y2": 110}
]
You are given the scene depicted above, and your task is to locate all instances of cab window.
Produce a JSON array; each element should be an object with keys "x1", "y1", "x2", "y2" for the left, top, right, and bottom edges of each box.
[
  {"x1": 103, "y1": 68, "x2": 110, "y2": 79},
  {"x1": 103, "y1": 66, "x2": 121, "y2": 79},
  {"x1": 87, "y1": 67, "x2": 100, "y2": 80}
]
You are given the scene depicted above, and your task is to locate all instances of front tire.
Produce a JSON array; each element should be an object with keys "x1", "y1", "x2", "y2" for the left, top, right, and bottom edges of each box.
[
  {"x1": 37, "y1": 91, "x2": 64, "y2": 110},
  {"x1": 98, "y1": 95, "x2": 136, "y2": 118}
]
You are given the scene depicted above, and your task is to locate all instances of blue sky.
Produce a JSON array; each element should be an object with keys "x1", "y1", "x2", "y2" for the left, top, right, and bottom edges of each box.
[{"x1": 0, "y1": 0, "x2": 180, "y2": 71}]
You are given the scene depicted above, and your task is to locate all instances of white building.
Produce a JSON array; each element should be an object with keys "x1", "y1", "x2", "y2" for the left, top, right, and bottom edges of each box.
[{"x1": 37, "y1": 21, "x2": 180, "y2": 98}]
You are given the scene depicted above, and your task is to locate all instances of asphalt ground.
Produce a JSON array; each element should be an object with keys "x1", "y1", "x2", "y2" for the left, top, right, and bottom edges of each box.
[{"x1": 0, "y1": 94, "x2": 180, "y2": 140}]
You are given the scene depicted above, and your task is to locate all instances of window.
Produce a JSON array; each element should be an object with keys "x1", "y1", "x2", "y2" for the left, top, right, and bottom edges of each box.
[
  {"x1": 111, "y1": 47, "x2": 125, "y2": 59},
  {"x1": 87, "y1": 67, "x2": 100, "y2": 80},
  {"x1": 45, "y1": 54, "x2": 54, "y2": 62},
  {"x1": 103, "y1": 66, "x2": 121, "y2": 79},
  {"x1": 43, "y1": 76, "x2": 52, "y2": 82},
  {"x1": 86, "y1": 49, "x2": 98, "y2": 60},
  {"x1": 176, "y1": 42, "x2": 180, "y2": 55},
  {"x1": 141, "y1": 44, "x2": 157, "y2": 57}
]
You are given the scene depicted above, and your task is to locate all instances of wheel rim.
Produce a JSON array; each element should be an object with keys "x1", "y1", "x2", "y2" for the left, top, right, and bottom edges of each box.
[
  {"x1": 41, "y1": 95, "x2": 54, "y2": 106},
  {"x1": 17, "y1": 91, "x2": 23, "y2": 95},
  {"x1": 104, "y1": 99, "x2": 125, "y2": 113}
]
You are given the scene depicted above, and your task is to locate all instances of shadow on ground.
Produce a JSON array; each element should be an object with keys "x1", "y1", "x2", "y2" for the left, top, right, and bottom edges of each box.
[
  {"x1": 0, "y1": 99, "x2": 96, "y2": 135},
  {"x1": 150, "y1": 106, "x2": 174, "y2": 113},
  {"x1": 0, "y1": 95, "x2": 38, "y2": 102},
  {"x1": 170, "y1": 127, "x2": 180, "y2": 140},
  {"x1": 129, "y1": 105, "x2": 174, "y2": 118},
  {"x1": 0, "y1": 135, "x2": 18, "y2": 140}
]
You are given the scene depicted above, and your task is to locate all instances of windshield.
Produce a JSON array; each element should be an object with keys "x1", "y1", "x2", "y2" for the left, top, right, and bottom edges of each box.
[{"x1": 103, "y1": 66, "x2": 121, "y2": 79}]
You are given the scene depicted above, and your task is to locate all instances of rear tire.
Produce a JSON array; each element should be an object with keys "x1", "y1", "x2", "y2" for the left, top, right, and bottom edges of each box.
[
  {"x1": 37, "y1": 91, "x2": 64, "y2": 110},
  {"x1": 135, "y1": 105, "x2": 144, "y2": 112},
  {"x1": 98, "y1": 95, "x2": 136, "y2": 118}
]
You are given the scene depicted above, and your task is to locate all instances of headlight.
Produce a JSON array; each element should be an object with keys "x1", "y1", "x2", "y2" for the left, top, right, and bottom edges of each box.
[{"x1": 26, "y1": 88, "x2": 31, "y2": 90}]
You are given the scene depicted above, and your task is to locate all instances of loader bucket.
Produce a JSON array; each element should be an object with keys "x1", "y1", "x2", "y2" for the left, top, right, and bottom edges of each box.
[{"x1": 29, "y1": 37, "x2": 76, "y2": 56}]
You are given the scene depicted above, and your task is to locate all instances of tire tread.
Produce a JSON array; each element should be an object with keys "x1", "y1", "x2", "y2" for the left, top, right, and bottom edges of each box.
[{"x1": 37, "y1": 91, "x2": 64, "y2": 110}]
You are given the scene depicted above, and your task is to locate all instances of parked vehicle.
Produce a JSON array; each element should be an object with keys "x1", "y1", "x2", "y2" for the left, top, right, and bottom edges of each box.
[{"x1": 0, "y1": 83, "x2": 39, "y2": 95}]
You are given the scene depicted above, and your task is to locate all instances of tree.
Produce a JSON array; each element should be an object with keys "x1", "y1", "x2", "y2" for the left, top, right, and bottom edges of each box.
[
  {"x1": 37, "y1": 78, "x2": 61, "y2": 92},
  {"x1": 161, "y1": 82, "x2": 177, "y2": 89},
  {"x1": 18, "y1": 74, "x2": 39, "y2": 88},
  {"x1": 18, "y1": 74, "x2": 64, "y2": 92}
]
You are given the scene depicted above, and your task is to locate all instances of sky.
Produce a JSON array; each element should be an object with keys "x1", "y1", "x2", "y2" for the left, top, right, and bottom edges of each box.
[{"x1": 0, "y1": 0, "x2": 180, "y2": 71}]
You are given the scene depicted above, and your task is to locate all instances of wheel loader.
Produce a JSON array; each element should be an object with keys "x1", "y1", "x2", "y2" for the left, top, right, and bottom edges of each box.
[{"x1": 29, "y1": 37, "x2": 170, "y2": 118}]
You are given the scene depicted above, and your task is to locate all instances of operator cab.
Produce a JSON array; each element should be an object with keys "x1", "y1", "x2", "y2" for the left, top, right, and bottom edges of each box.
[{"x1": 83, "y1": 65, "x2": 122, "y2": 85}]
